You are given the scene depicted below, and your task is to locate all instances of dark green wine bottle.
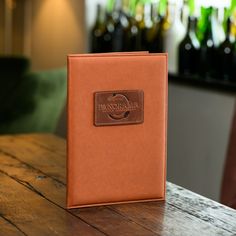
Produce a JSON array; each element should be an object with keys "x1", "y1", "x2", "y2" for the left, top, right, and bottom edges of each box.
[
  {"x1": 197, "y1": 7, "x2": 212, "y2": 43},
  {"x1": 100, "y1": 0, "x2": 115, "y2": 52},
  {"x1": 91, "y1": 4, "x2": 106, "y2": 53},
  {"x1": 218, "y1": 17, "x2": 234, "y2": 80},
  {"x1": 146, "y1": 3, "x2": 164, "y2": 52},
  {"x1": 111, "y1": 0, "x2": 129, "y2": 52},
  {"x1": 142, "y1": 3, "x2": 156, "y2": 52},
  {"x1": 199, "y1": 8, "x2": 216, "y2": 78},
  {"x1": 102, "y1": 11, "x2": 115, "y2": 52},
  {"x1": 123, "y1": 0, "x2": 142, "y2": 51},
  {"x1": 178, "y1": 16, "x2": 200, "y2": 75},
  {"x1": 142, "y1": 3, "x2": 154, "y2": 51},
  {"x1": 135, "y1": 3, "x2": 146, "y2": 50}
]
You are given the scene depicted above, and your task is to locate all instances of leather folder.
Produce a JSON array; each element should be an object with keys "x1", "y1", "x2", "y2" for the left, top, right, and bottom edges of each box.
[{"x1": 67, "y1": 52, "x2": 168, "y2": 208}]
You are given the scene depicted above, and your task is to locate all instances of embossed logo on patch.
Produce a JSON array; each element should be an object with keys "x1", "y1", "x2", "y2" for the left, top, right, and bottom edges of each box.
[{"x1": 94, "y1": 90, "x2": 144, "y2": 126}]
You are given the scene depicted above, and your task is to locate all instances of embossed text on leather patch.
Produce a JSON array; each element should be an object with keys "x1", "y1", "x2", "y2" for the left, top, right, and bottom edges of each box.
[{"x1": 94, "y1": 90, "x2": 144, "y2": 126}]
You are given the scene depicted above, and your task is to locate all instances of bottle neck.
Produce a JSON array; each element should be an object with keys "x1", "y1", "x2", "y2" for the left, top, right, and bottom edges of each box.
[
  {"x1": 122, "y1": 0, "x2": 129, "y2": 16},
  {"x1": 128, "y1": 0, "x2": 135, "y2": 17},
  {"x1": 226, "y1": 17, "x2": 231, "y2": 40},
  {"x1": 112, "y1": 0, "x2": 123, "y2": 22},
  {"x1": 165, "y1": 3, "x2": 171, "y2": 21},
  {"x1": 135, "y1": 3, "x2": 144, "y2": 23},
  {"x1": 151, "y1": 3, "x2": 159, "y2": 23},
  {"x1": 204, "y1": 15, "x2": 213, "y2": 40},
  {"x1": 114, "y1": 0, "x2": 122, "y2": 11},
  {"x1": 144, "y1": 3, "x2": 153, "y2": 27},
  {"x1": 203, "y1": 7, "x2": 213, "y2": 39},
  {"x1": 158, "y1": 0, "x2": 167, "y2": 17},
  {"x1": 95, "y1": 4, "x2": 104, "y2": 25},
  {"x1": 187, "y1": 16, "x2": 197, "y2": 34}
]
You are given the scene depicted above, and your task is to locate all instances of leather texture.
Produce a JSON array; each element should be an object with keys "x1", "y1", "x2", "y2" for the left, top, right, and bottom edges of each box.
[{"x1": 67, "y1": 52, "x2": 168, "y2": 208}]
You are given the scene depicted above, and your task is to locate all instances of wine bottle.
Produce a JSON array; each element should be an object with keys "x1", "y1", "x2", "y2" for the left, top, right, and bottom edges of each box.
[
  {"x1": 102, "y1": 0, "x2": 116, "y2": 52},
  {"x1": 154, "y1": 0, "x2": 170, "y2": 53},
  {"x1": 178, "y1": 16, "x2": 200, "y2": 76},
  {"x1": 212, "y1": 8, "x2": 225, "y2": 47},
  {"x1": 146, "y1": 3, "x2": 164, "y2": 53},
  {"x1": 141, "y1": 3, "x2": 154, "y2": 51},
  {"x1": 218, "y1": 17, "x2": 234, "y2": 80},
  {"x1": 197, "y1": 7, "x2": 212, "y2": 43},
  {"x1": 199, "y1": 8, "x2": 216, "y2": 78},
  {"x1": 135, "y1": 3, "x2": 146, "y2": 50},
  {"x1": 162, "y1": 1, "x2": 171, "y2": 32},
  {"x1": 163, "y1": 2, "x2": 186, "y2": 74},
  {"x1": 151, "y1": 2, "x2": 171, "y2": 54},
  {"x1": 123, "y1": 0, "x2": 142, "y2": 51},
  {"x1": 91, "y1": 4, "x2": 106, "y2": 53},
  {"x1": 158, "y1": 0, "x2": 167, "y2": 18},
  {"x1": 112, "y1": 0, "x2": 129, "y2": 52},
  {"x1": 182, "y1": 0, "x2": 190, "y2": 29}
]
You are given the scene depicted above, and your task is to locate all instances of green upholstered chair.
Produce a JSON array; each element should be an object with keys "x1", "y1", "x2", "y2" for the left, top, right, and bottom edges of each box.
[{"x1": 0, "y1": 56, "x2": 67, "y2": 134}]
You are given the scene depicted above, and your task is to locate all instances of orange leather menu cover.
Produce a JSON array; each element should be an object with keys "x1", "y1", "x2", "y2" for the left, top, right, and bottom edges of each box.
[{"x1": 67, "y1": 52, "x2": 168, "y2": 208}]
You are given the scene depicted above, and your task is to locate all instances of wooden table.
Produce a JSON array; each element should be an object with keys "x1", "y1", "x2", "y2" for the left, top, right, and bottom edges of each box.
[{"x1": 0, "y1": 134, "x2": 236, "y2": 236}]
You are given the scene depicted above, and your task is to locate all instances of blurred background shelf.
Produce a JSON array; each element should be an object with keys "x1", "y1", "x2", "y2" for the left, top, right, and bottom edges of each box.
[
  {"x1": 168, "y1": 77, "x2": 235, "y2": 203},
  {"x1": 169, "y1": 73, "x2": 236, "y2": 93}
]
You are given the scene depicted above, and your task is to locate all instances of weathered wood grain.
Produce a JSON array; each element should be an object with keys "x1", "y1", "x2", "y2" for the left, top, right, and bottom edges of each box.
[
  {"x1": 0, "y1": 134, "x2": 236, "y2": 236},
  {"x1": 73, "y1": 207, "x2": 157, "y2": 236},
  {"x1": 1, "y1": 150, "x2": 223, "y2": 236},
  {"x1": 0, "y1": 149, "x2": 159, "y2": 235},
  {"x1": 0, "y1": 216, "x2": 26, "y2": 236},
  {"x1": 110, "y1": 201, "x2": 232, "y2": 236},
  {"x1": 0, "y1": 135, "x2": 65, "y2": 183},
  {"x1": 0, "y1": 151, "x2": 66, "y2": 207},
  {"x1": 166, "y1": 183, "x2": 236, "y2": 234},
  {"x1": 0, "y1": 172, "x2": 105, "y2": 236},
  {"x1": 17, "y1": 133, "x2": 66, "y2": 157}
]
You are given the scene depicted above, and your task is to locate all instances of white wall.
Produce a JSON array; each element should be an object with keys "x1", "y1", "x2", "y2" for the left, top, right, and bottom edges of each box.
[{"x1": 168, "y1": 83, "x2": 235, "y2": 201}]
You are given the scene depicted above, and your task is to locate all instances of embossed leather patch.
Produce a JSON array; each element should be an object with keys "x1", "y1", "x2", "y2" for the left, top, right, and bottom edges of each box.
[{"x1": 94, "y1": 90, "x2": 144, "y2": 126}]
